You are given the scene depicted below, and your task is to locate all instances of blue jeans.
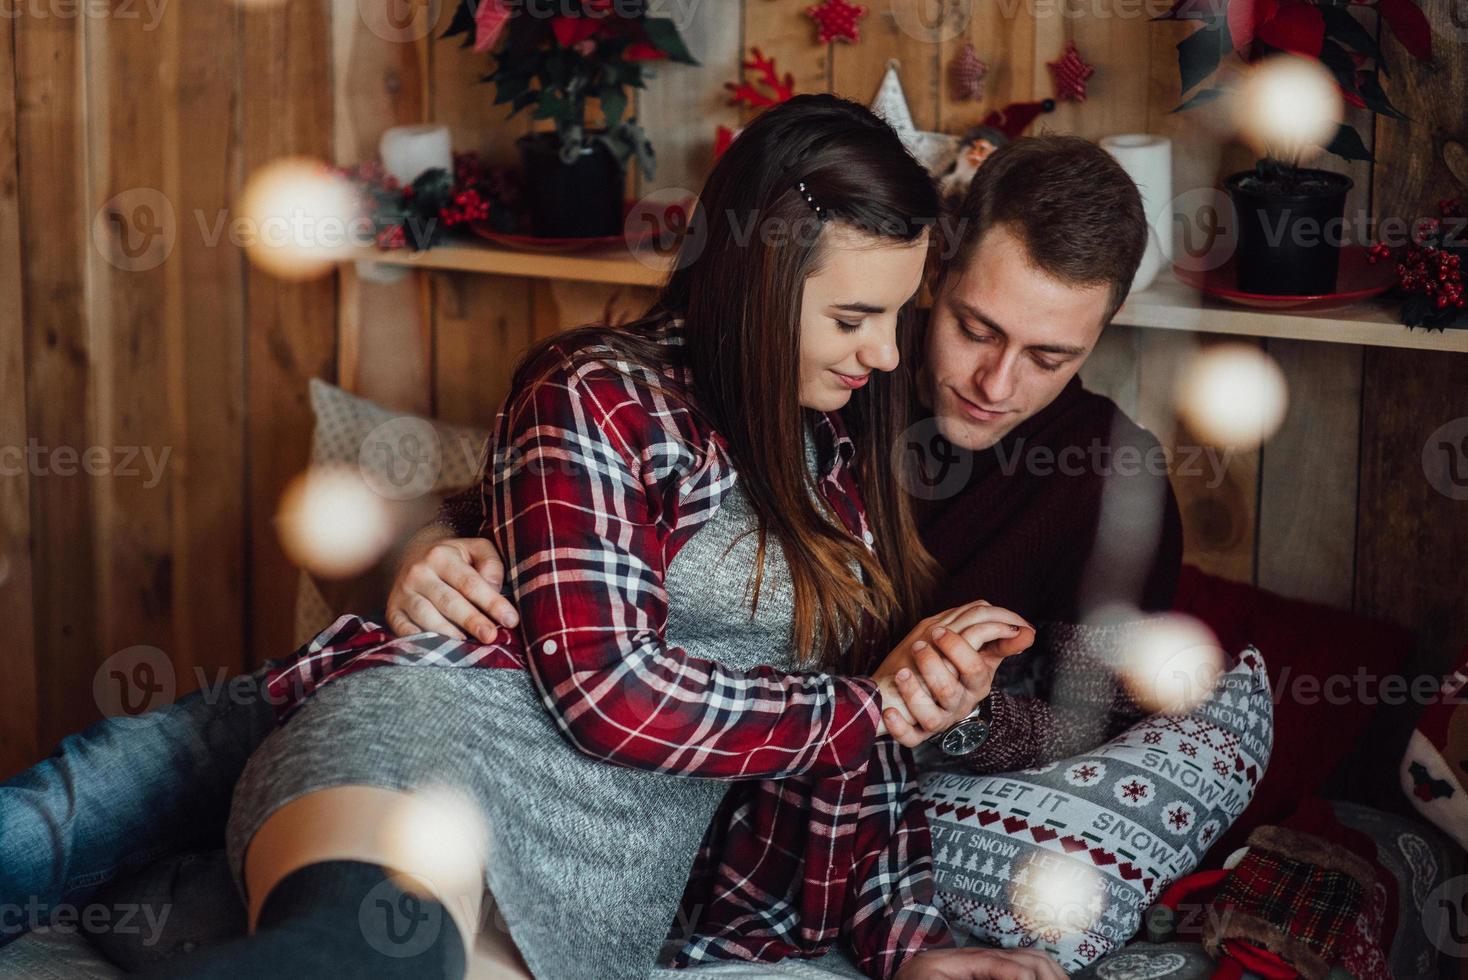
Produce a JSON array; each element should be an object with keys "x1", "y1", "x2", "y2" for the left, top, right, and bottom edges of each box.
[{"x1": 0, "y1": 663, "x2": 279, "y2": 947}]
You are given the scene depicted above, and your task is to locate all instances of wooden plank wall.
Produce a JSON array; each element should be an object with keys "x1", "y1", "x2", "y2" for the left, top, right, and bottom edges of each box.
[
  {"x1": 3, "y1": 0, "x2": 1465, "y2": 774},
  {"x1": 4, "y1": 0, "x2": 333, "y2": 772}
]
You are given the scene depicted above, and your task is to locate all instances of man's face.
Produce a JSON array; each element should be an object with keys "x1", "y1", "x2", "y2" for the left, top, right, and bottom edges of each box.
[{"x1": 924, "y1": 223, "x2": 1112, "y2": 450}]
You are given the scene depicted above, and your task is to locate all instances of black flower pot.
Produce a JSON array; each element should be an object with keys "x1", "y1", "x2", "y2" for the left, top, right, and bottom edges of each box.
[
  {"x1": 1225, "y1": 168, "x2": 1353, "y2": 296},
  {"x1": 516, "y1": 132, "x2": 625, "y2": 239}
]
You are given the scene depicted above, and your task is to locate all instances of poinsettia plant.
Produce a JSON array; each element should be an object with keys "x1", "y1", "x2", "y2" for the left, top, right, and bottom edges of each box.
[
  {"x1": 1162, "y1": 0, "x2": 1433, "y2": 161},
  {"x1": 444, "y1": 0, "x2": 697, "y2": 180}
]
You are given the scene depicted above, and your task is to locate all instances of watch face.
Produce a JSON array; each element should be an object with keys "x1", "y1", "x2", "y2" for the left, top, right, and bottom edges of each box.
[{"x1": 940, "y1": 718, "x2": 990, "y2": 757}]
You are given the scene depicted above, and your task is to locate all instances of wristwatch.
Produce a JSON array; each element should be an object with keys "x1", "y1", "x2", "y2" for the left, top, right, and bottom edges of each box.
[{"x1": 939, "y1": 695, "x2": 993, "y2": 757}]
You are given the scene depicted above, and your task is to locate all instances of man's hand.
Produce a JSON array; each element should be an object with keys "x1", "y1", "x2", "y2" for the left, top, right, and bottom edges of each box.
[
  {"x1": 385, "y1": 528, "x2": 519, "y2": 643},
  {"x1": 873, "y1": 601, "x2": 1035, "y2": 748},
  {"x1": 895, "y1": 947, "x2": 1068, "y2": 980}
]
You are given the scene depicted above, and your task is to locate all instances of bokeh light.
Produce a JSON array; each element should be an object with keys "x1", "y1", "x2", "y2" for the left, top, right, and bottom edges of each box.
[
  {"x1": 1117, "y1": 613, "x2": 1225, "y2": 715},
  {"x1": 1008, "y1": 853, "x2": 1104, "y2": 937},
  {"x1": 275, "y1": 465, "x2": 395, "y2": 579},
  {"x1": 376, "y1": 787, "x2": 490, "y2": 903},
  {"x1": 1235, "y1": 55, "x2": 1343, "y2": 164},
  {"x1": 237, "y1": 157, "x2": 365, "y2": 281},
  {"x1": 1175, "y1": 343, "x2": 1289, "y2": 451}
]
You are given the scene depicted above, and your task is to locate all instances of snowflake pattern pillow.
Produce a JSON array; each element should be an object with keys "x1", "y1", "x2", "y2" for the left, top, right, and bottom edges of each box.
[{"x1": 917, "y1": 647, "x2": 1273, "y2": 972}]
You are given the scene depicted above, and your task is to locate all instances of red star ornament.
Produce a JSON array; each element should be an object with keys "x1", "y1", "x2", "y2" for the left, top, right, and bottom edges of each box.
[
  {"x1": 1048, "y1": 41, "x2": 1096, "y2": 103},
  {"x1": 806, "y1": 0, "x2": 868, "y2": 44}
]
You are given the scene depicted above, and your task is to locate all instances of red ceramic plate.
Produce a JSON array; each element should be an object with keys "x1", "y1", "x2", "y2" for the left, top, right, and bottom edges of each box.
[
  {"x1": 1173, "y1": 245, "x2": 1396, "y2": 310},
  {"x1": 469, "y1": 198, "x2": 694, "y2": 254}
]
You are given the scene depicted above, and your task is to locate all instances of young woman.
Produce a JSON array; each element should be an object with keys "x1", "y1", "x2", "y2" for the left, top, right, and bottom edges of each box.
[{"x1": 131, "y1": 95, "x2": 1034, "y2": 980}]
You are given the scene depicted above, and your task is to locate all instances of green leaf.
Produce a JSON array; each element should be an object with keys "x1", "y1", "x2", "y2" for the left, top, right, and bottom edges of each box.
[
  {"x1": 1315, "y1": 38, "x2": 1360, "y2": 97},
  {"x1": 1357, "y1": 71, "x2": 1410, "y2": 119},
  {"x1": 442, "y1": 0, "x2": 475, "y2": 41},
  {"x1": 1319, "y1": 6, "x2": 1386, "y2": 70},
  {"x1": 1170, "y1": 86, "x2": 1227, "y2": 112},
  {"x1": 641, "y1": 17, "x2": 699, "y2": 65},
  {"x1": 494, "y1": 74, "x2": 531, "y2": 106},
  {"x1": 1177, "y1": 18, "x2": 1231, "y2": 95},
  {"x1": 1323, "y1": 122, "x2": 1374, "y2": 161},
  {"x1": 601, "y1": 88, "x2": 628, "y2": 129},
  {"x1": 534, "y1": 91, "x2": 572, "y2": 123}
]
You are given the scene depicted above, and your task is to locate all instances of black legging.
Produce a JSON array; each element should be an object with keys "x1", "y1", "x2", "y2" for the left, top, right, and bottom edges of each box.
[{"x1": 138, "y1": 861, "x2": 467, "y2": 979}]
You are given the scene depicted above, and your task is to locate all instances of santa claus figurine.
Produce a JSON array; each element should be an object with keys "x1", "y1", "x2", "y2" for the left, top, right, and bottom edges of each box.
[{"x1": 939, "y1": 99, "x2": 1056, "y2": 206}]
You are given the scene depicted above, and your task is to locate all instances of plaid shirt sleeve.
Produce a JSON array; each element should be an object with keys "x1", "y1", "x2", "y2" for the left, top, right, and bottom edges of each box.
[
  {"x1": 486, "y1": 346, "x2": 882, "y2": 780},
  {"x1": 842, "y1": 738, "x2": 956, "y2": 977}
]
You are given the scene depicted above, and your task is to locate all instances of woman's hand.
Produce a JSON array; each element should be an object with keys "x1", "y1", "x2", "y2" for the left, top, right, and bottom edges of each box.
[
  {"x1": 894, "y1": 947, "x2": 1068, "y2": 980},
  {"x1": 385, "y1": 528, "x2": 520, "y2": 643},
  {"x1": 872, "y1": 600, "x2": 1035, "y2": 747}
]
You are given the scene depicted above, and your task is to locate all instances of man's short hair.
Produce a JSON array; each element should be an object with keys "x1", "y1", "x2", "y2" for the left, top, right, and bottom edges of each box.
[{"x1": 940, "y1": 135, "x2": 1149, "y2": 321}]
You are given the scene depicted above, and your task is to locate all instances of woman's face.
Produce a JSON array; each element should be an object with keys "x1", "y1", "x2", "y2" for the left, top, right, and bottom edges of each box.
[{"x1": 798, "y1": 224, "x2": 929, "y2": 412}]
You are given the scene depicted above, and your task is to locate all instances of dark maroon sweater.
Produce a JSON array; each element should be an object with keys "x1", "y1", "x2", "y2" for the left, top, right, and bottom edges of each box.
[
  {"x1": 913, "y1": 376, "x2": 1184, "y2": 771},
  {"x1": 916, "y1": 375, "x2": 1182, "y2": 624}
]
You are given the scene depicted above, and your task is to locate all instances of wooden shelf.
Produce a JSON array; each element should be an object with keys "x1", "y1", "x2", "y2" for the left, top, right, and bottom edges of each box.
[
  {"x1": 363, "y1": 242, "x2": 1468, "y2": 354},
  {"x1": 1114, "y1": 269, "x2": 1468, "y2": 353},
  {"x1": 369, "y1": 239, "x2": 671, "y2": 287}
]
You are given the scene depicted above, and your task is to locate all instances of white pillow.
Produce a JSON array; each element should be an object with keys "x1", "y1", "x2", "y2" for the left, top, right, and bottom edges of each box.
[{"x1": 293, "y1": 379, "x2": 491, "y2": 645}]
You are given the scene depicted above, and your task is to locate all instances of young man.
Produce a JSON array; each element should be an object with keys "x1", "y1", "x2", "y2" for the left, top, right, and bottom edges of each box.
[
  {"x1": 0, "y1": 135, "x2": 1168, "y2": 979},
  {"x1": 393, "y1": 134, "x2": 1179, "y2": 770}
]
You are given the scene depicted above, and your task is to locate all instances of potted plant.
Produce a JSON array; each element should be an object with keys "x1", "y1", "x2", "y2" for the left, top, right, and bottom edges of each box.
[
  {"x1": 1163, "y1": 0, "x2": 1433, "y2": 294},
  {"x1": 445, "y1": 0, "x2": 696, "y2": 239}
]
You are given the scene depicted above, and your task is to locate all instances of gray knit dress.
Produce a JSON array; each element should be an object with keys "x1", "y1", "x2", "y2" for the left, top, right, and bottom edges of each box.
[{"x1": 225, "y1": 441, "x2": 825, "y2": 980}]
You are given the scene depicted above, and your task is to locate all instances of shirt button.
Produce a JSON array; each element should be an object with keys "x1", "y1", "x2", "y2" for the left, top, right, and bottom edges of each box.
[
  {"x1": 542, "y1": 640, "x2": 559, "y2": 655},
  {"x1": 862, "y1": 530, "x2": 875, "y2": 545}
]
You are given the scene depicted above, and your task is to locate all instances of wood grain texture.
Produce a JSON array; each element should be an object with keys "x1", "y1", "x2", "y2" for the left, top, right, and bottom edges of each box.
[
  {"x1": 243, "y1": 0, "x2": 339, "y2": 670},
  {"x1": 742, "y1": 0, "x2": 833, "y2": 124},
  {"x1": 15, "y1": 6, "x2": 104, "y2": 749},
  {"x1": 938, "y1": 0, "x2": 1038, "y2": 131},
  {"x1": 1135, "y1": 330, "x2": 1261, "y2": 584},
  {"x1": 633, "y1": 0, "x2": 742, "y2": 194},
  {"x1": 0, "y1": 7, "x2": 39, "y2": 774},
  {"x1": 1033, "y1": 0, "x2": 1151, "y2": 139},
  {"x1": 166, "y1": 0, "x2": 250, "y2": 699},
  {"x1": 1371, "y1": 0, "x2": 1468, "y2": 221},
  {"x1": 1357, "y1": 0, "x2": 1468, "y2": 664},
  {"x1": 333, "y1": 0, "x2": 432, "y2": 415},
  {"x1": 830, "y1": 0, "x2": 941, "y2": 128},
  {"x1": 89, "y1": 0, "x2": 186, "y2": 690},
  {"x1": 1256, "y1": 340, "x2": 1362, "y2": 606},
  {"x1": 1355, "y1": 346, "x2": 1468, "y2": 659},
  {"x1": 429, "y1": 0, "x2": 533, "y2": 426}
]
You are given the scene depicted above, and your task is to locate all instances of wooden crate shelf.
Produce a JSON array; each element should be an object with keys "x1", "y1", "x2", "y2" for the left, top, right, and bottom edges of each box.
[{"x1": 362, "y1": 243, "x2": 1468, "y2": 354}]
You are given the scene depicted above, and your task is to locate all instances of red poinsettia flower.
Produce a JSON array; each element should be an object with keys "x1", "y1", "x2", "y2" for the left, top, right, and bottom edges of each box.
[
  {"x1": 624, "y1": 40, "x2": 668, "y2": 61},
  {"x1": 473, "y1": 0, "x2": 514, "y2": 54},
  {"x1": 552, "y1": 15, "x2": 603, "y2": 49},
  {"x1": 1254, "y1": 0, "x2": 1325, "y2": 58}
]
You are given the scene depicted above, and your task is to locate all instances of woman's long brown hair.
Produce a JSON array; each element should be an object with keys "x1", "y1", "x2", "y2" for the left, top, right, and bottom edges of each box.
[{"x1": 513, "y1": 94, "x2": 942, "y2": 674}]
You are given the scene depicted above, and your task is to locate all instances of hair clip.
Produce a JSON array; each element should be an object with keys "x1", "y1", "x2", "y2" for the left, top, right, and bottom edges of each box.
[{"x1": 795, "y1": 180, "x2": 828, "y2": 222}]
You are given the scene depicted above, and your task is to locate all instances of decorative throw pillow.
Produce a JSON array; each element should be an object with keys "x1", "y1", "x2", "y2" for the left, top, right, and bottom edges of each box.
[
  {"x1": 1399, "y1": 643, "x2": 1468, "y2": 852},
  {"x1": 918, "y1": 647, "x2": 1273, "y2": 973},
  {"x1": 1170, "y1": 565, "x2": 1416, "y2": 865},
  {"x1": 294, "y1": 379, "x2": 491, "y2": 645}
]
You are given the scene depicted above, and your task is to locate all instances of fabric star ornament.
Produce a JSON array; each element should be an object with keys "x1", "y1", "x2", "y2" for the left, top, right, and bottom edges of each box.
[
  {"x1": 949, "y1": 42, "x2": 988, "y2": 101},
  {"x1": 1048, "y1": 41, "x2": 1096, "y2": 103},
  {"x1": 806, "y1": 0, "x2": 867, "y2": 44}
]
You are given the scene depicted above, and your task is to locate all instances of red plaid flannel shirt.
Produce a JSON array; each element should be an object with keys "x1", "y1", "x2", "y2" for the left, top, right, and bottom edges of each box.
[{"x1": 266, "y1": 324, "x2": 953, "y2": 978}]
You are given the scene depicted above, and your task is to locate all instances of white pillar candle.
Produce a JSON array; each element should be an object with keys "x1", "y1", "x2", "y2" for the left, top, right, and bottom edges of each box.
[
  {"x1": 1101, "y1": 134, "x2": 1174, "y2": 293},
  {"x1": 379, "y1": 124, "x2": 453, "y2": 186}
]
